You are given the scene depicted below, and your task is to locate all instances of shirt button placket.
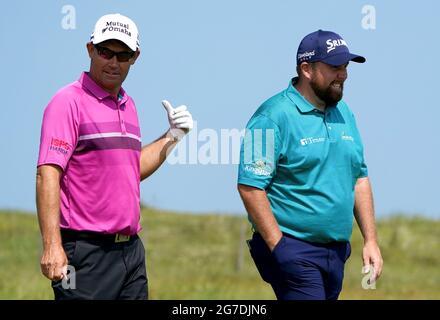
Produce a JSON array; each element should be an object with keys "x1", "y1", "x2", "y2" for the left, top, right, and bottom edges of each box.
[
  {"x1": 118, "y1": 101, "x2": 127, "y2": 135},
  {"x1": 323, "y1": 114, "x2": 331, "y2": 140},
  {"x1": 325, "y1": 112, "x2": 336, "y2": 142}
]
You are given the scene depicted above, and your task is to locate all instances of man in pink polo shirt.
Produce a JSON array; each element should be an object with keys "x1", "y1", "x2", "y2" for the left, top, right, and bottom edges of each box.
[{"x1": 36, "y1": 13, "x2": 193, "y2": 300}]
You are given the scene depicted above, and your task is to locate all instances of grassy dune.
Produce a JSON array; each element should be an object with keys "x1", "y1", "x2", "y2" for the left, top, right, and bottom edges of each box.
[{"x1": 0, "y1": 209, "x2": 438, "y2": 299}]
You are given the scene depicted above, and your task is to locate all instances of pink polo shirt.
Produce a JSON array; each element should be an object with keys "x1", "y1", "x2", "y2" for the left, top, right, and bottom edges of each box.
[{"x1": 38, "y1": 72, "x2": 142, "y2": 235}]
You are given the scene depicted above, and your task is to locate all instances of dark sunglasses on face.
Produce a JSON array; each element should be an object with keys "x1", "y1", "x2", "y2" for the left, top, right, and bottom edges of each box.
[{"x1": 94, "y1": 44, "x2": 135, "y2": 62}]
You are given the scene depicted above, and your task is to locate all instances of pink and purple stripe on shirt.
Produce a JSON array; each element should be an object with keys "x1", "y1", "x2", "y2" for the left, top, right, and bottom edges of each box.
[{"x1": 76, "y1": 122, "x2": 141, "y2": 153}]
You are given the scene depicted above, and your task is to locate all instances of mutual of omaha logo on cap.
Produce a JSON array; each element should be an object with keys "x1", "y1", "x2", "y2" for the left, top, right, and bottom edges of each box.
[
  {"x1": 90, "y1": 13, "x2": 140, "y2": 51},
  {"x1": 296, "y1": 29, "x2": 365, "y2": 66}
]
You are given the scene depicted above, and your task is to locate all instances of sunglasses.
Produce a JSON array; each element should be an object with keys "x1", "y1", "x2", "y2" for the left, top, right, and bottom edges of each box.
[{"x1": 94, "y1": 44, "x2": 135, "y2": 62}]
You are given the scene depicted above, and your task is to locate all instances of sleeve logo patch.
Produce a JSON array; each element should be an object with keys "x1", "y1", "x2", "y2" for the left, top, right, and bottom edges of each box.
[
  {"x1": 49, "y1": 138, "x2": 71, "y2": 154},
  {"x1": 244, "y1": 159, "x2": 273, "y2": 176}
]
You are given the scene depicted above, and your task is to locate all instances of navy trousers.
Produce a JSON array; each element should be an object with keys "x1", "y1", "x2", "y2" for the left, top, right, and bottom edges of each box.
[{"x1": 248, "y1": 232, "x2": 351, "y2": 300}]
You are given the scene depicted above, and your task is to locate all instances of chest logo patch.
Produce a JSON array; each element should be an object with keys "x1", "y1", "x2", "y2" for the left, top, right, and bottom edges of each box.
[{"x1": 300, "y1": 137, "x2": 325, "y2": 146}]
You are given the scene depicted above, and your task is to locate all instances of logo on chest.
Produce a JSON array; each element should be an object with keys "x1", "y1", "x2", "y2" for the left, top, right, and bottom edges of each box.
[
  {"x1": 300, "y1": 137, "x2": 326, "y2": 146},
  {"x1": 341, "y1": 132, "x2": 354, "y2": 142}
]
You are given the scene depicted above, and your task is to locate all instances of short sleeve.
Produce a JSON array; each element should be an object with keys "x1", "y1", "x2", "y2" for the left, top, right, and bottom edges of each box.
[
  {"x1": 349, "y1": 109, "x2": 368, "y2": 178},
  {"x1": 238, "y1": 113, "x2": 282, "y2": 189},
  {"x1": 359, "y1": 160, "x2": 368, "y2": 178},
  {"x1": 37, "y1": 92, "x2": 79, "y2": 170}
]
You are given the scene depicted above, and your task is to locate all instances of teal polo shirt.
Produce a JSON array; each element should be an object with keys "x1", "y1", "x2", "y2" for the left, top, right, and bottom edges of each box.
[{"x1": 238, "y1": 78, "x2": 368, "y2": 243}]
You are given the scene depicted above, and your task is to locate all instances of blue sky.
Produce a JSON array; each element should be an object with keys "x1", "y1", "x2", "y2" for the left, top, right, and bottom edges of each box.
[{"x1": 1, "y1": 0, "x2": 439, "y2": 218}]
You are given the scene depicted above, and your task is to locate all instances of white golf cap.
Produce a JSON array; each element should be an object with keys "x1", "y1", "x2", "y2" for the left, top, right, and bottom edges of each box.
[{"x1": 90, "y1": 13, "x2": 140, "y2": 51}]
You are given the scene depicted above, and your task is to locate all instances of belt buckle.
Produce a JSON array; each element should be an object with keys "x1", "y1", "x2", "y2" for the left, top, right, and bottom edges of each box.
[{"x1": 115, "y1": 234, "x2": 130, "y2": 243}]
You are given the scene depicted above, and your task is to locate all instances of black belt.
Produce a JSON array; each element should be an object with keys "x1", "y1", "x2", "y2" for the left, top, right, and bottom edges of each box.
[{"x1": 61, "y1": 228, "x2": 136, "y2": 243}]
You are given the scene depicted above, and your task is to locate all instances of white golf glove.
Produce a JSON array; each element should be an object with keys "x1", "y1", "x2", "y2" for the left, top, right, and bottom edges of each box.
[{"x1": 162, "y1": 100, "x2": 194, "y2": 141}]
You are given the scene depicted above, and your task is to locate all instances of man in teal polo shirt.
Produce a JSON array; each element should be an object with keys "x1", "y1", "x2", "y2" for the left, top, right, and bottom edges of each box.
[{"x1": 237, "y1": 30, "x2": 383, "y2": 300}]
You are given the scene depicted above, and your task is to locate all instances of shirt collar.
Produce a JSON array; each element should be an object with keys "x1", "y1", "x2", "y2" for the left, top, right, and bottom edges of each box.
[
  {"x1": 79, "y1": 72, "x2": 128, "y2": 104},
  {"x1": 286, "y1": 77, "x2": 316, "y2": 113}
]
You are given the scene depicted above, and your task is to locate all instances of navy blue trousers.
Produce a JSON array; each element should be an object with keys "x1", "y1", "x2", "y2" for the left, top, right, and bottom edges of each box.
[{"x1": 248, "y1": 232, "x2": 351, "y2": 300}]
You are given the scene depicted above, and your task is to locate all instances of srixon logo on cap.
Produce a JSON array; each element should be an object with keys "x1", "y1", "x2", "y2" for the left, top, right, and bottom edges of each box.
[
  {"x1": 102, "y1": 21, "x2": 131, "y2": 37},
  {"x1": 326, "y1": 38, "x2": 348, "y2": 53}
]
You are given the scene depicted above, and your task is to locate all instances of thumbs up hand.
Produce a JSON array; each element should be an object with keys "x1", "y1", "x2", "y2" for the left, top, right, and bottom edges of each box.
[{"x1": 162, "y1": 100, "x2": 194, "y2": 141}]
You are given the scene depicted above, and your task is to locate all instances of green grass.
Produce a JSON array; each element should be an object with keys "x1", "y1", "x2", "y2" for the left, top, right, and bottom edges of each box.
[{"x1": 0, "y1": 209, "x2": 439, "y2": 299}]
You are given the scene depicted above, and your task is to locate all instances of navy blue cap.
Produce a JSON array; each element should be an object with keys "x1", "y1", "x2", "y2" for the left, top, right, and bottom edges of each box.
[{"x1": 296, "y1": 30, "x2": 366, "y2": 66}]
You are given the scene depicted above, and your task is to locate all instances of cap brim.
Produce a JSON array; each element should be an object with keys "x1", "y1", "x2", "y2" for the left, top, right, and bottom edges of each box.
[{"x1": 321, "y1": 52, "x2": 366, "y2": 66}]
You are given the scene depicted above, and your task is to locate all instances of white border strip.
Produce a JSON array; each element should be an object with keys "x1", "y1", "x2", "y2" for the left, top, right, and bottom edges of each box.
[{"x1": 79, "y1": 132, "x2": 141, "y2": 142}]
